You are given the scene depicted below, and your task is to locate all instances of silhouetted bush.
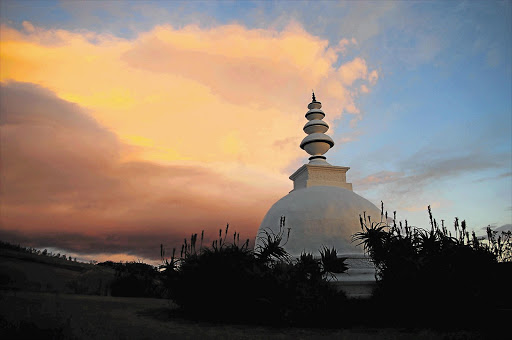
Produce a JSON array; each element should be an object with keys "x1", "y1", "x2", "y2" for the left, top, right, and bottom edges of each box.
[
  {"x1": 353, "y1": 204, "x2": 512, "y2": 327},
  {"x1": 162, "y1": 221, "x2": 348, "y2": 326},
  {"x1": 100, "y1": 261, "x2": 165, "y2": 298}
]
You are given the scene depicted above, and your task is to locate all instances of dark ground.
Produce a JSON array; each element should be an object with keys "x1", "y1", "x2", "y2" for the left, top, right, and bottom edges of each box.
[
  {"x1": 1, "y1": 290, "x2": 490, "y2": 339},
  {"x1": 0, "y1": 247, "x2": 497, "y2": 339}
]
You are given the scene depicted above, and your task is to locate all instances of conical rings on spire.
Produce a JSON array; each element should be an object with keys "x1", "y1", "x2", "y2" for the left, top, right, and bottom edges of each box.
[{"x1": 300, "y1": 92, "x2": 334, "y2": 165}]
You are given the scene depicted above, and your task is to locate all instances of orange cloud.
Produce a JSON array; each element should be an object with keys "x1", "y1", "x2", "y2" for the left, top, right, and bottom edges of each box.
[
  {"x1": 332, "y1": 38, "x2": 357, "y2": 56},
  {"x1": 0, "y1": 22, "x2": 376, "y2": 175},
  {"x1": 338, "y1": 57, "x2": 368, "y2": 86},
  {"x1": 0, "y1": 22, "x2": 378, "y2": 259}
]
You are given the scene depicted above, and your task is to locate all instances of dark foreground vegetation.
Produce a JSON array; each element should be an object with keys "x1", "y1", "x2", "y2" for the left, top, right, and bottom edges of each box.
[
  {"x1": 158, "y1": 207, "x2": 511, "y2": 330},
  {"x1": 1, "y1": 205, "x2": 511, "y2": 338},
  {"x1": 353, "y1": 205, "x2": 512, "y2": 328},
  {"x1": 162, "y1": 219, "x2": 349, "y2": 326}
]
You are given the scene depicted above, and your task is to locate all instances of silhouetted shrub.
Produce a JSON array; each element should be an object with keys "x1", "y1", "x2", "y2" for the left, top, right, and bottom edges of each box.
[
  {"x1": 353, "y1": 204, "x2": 511, "y2": 327},
  {"x1": 103, "y1": 261, "x2": 165, "y2": 298},
  {"x1": 162, "y1": 222, "x2": 348, "y2": 326}
]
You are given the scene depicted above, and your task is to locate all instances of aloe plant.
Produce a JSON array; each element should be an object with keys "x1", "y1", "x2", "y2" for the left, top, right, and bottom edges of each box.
[{"x1": 352, "y1": 203, "x2": 507, "y2": 324}]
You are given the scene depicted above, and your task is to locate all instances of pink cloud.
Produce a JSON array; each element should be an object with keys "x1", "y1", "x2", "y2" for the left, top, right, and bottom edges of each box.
[{"x1": 0, "y1": 82, "x2": 281, "y2": 259}]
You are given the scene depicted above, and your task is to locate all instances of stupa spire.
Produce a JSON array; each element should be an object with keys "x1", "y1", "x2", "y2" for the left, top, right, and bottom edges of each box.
[{"x1": 300, "y1": 93, "x2": 334, "y2": 165}]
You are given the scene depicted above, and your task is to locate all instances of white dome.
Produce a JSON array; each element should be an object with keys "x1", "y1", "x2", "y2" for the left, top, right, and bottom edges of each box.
[{"x1": 256, "y1": 186, "x2": 381, "y2": 256}]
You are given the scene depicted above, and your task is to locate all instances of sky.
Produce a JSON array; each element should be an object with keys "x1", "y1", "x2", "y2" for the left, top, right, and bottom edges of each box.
[{"x1": 0, "y1": 0, "x2": 510, "y2": 263}]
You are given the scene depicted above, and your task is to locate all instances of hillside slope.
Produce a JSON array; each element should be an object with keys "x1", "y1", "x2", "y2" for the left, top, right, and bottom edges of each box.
[{"x1": 0, "y1": 248, "x2": 115, "y2": 295}]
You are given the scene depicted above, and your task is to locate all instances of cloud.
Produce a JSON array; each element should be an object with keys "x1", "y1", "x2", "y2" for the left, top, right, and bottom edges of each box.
[
  {"x1": 0, "y1": 82, "x2": 282, "y2": 259},
  {"x1": 351, "y1": 143, "x2": 510, "y2": 218},
  {"x1": 333, "y1": 1, "x2": 398, "y2": 44},
  {"x1": 354, "y1": 171, "x2": 404, "y2": 190},
  {"x1": 495, "y1": 224, "x2": 512, "y2": 232},
  {"x1": 474, "y1": 172, "x2": 512, "y2": 183},
  {"x1": 120, "y1": 24, "x2": 331, "y2": 108},
  {"x1": 0, "y1": 22, "x2": 376, "y2": 176},
  {"x1": 479, "y1": 224, "x2": 512, "y2": 233},
  {"x1": 332, "y1": 38, "x2": 357, "y2": 56},
  {"x1": 338, "y1": 57, "x2": 369, "y2": 86},
  {"x1": 336, "y1": 129, "x2": 364, "y2": 146},
  {"x1": 0, "y1": 227, "x2": 233, "y2": 263},
  {"x1": 368, "y1": 70, "x2": 378, "y2": 86},
  {"x1": 358, "y1": 149, "x2": 509, "y2": 196},
  {"x1": 0, "y1": 21, "x2": 379, "y2": 260}
]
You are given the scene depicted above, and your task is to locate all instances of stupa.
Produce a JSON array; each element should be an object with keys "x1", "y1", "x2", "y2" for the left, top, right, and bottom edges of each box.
[{"x1": 255, "y1": 93, "x2": 380, "y2": 298}]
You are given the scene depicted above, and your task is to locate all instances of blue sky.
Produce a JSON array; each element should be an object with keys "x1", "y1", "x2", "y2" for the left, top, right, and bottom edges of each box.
[{"x1": 0, "y1": 0, "x2": 510, "y2": 260}]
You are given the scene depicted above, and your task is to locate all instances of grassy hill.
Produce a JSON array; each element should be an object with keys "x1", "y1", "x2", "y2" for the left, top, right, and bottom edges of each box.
[{"x1": 0, "y1": 246, "x2": 115, "y2": 295}]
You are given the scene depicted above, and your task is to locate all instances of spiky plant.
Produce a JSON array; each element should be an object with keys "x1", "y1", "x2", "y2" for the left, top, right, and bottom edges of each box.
[
  {"x1": 319, "y1": 246, "x2": 348, "y2": 279},
  {"x1": 352, "y1": 203, "x2": 503, "y2": 324},
  {"x1": 255, "y1": 216, "x2": 291, "y2": 265}
]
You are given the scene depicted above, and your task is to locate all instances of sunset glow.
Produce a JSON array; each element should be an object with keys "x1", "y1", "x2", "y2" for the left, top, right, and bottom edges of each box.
[{"x1": 1, "y1": 1, "x2": 510, "y2": 262}]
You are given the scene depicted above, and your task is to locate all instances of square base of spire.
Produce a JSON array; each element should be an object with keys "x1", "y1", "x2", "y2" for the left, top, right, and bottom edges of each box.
[{"x1": 289, "y1": 164, "x2": 353, "y2": 192}]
